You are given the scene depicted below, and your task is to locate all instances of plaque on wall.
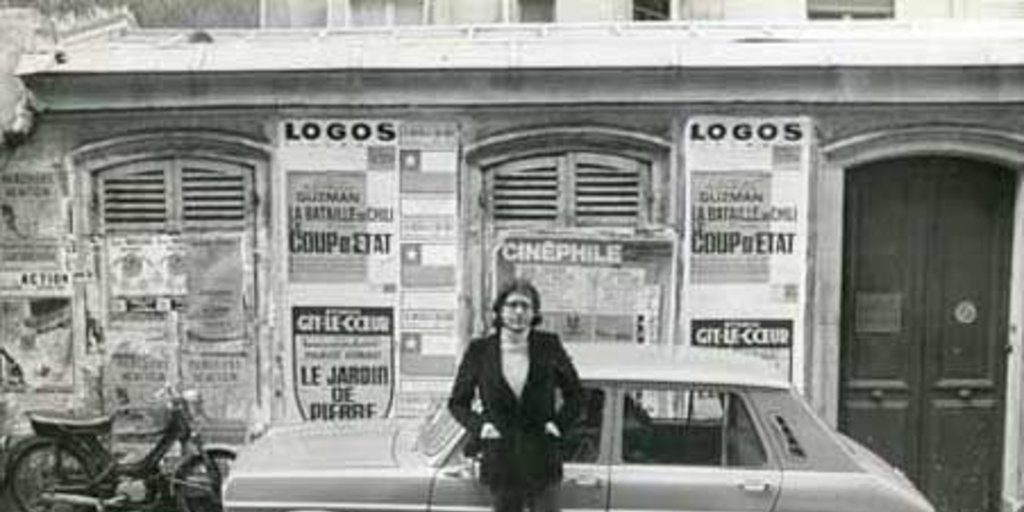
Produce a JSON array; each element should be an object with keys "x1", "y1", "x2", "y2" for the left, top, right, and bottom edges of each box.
[{"x1": 854, "y1": 292, "x2": 902, "y2": 334}]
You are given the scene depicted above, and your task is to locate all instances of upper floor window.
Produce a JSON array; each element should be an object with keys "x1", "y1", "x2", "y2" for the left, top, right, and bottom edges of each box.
[
  {"x1": 518, "y1": 0, "x2": 555, "y2": 22},
  {"x1": 634, "y1": 0, "x2": 671, "y2": 20},
  {"x1": 808, "y1": 0, "x2": 894, "y2": 19},
  {"x1": 263, "y1": 0, "x2": 429, "y2": 27}
]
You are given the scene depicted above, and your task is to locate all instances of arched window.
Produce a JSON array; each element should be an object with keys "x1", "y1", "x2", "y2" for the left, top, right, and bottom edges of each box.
[
  {"x1": 465, "y1": 127, "x2": 673, "y2": 342},
  {"x1": 72, "y1": 133, "x2": 268, "y2": 444}
]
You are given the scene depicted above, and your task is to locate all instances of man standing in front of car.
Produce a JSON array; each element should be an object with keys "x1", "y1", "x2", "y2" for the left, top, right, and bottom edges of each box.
[{"x1": 448, "y1": 278, "x2": 584, "y2": 512}]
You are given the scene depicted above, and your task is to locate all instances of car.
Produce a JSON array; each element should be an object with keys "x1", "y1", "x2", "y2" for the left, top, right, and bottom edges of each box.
[{"x1": 223, "y1": 345, "x2": 935, "y2": 512}]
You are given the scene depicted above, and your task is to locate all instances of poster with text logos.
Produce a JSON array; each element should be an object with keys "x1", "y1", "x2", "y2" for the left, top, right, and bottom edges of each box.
[
  {"x1": 281, "y1": 119, "x2": 399, "y2": 288},
  {"x1": 683, "y1": 116, "x2": 813, "y2": 383},
  {"x1": 280, "y1": 120, "x2": 462, "y2": 419}
]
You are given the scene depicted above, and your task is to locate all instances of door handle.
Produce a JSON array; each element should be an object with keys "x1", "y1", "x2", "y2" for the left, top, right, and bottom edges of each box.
[
  {"x1": 567, "y1": 475, "x2": 603, "y2": 488},
  {"x1": 738, "y1": 480, "x2": 772, "y2": 493},
  {"x1": 441, "y1": 460, "x2": 479, "y2": 479}
]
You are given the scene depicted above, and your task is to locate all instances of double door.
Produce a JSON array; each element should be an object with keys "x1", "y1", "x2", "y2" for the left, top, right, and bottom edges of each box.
[{"x1": 840, "y1": 156, "x2": 1013, "y2": 512}]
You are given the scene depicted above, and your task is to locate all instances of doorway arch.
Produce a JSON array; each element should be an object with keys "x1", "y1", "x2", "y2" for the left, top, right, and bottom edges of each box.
[{"x1": 816, "y1": 125, "x2": 1024, "y2": 512}]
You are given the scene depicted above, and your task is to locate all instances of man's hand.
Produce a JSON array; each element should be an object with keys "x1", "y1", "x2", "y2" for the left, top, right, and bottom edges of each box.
[
  {"x1": 480, "y1": 422, "x2": 501, "y2": 439},
  {"x1": 545, "y1": 421, "x2": 561, "y2": 437}
]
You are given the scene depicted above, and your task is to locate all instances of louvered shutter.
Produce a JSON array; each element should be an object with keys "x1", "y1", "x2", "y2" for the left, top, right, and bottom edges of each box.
[
  {"x1": 490, "y1": 156, "x2": 560, "y2": 223},
  {"x1": 807, "y1": 0, "x2": 893, "y2": 18},
  {"x1": 180, "y1": 160, "x2": 251, "y2": 231},
  {"x1": 99, "y1": 161, "x2": 172, "y2": 232},
  {"x1": 573, "y1": 153, "x2": 646, "y2": 225},
  {"x1": 98, "y1": 158, "x2": 251, "y2": 233},
  {"x1": 487, "y1": 152, "x2": 649, "y2": 227}
]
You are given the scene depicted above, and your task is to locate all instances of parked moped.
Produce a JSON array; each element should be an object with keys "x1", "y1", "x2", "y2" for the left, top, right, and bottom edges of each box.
[{"x1": 3, "y1": 384, "x2": 234, "y2": 512}]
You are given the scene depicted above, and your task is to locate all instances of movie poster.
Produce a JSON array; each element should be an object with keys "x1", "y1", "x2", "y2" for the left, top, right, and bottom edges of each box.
[
  {"x1": 0, "y1": 298, "x2": 73, "y2": 391},
  {"x1": 0, "y1": 172, "x2": 64, "y2": 240},
  {"x1": 683, "y1": 116, "x2": 813, "y2": 381},
  {"x1": 107, "y1": 235, "x2": 188, "y2": 301},
  {"x1": 103, "y1": 316, "x2": 173, "y2": 408},
  {"x1": 184, "y1": 236, "x2": 246, "y2": 348},
  {"x1": 287, "y1": 171, "x2": 397, "y2": 285},
  {"x1": 0, "y1": 242, "x2": 71, "y2": 296},
  {"x1": 397, "y1": 122, "x2": 461, "y2": 384},
  {"x1": 281, "y1": 119, "x2": 399, "y2": 287},
  {"x1": 292, "y1": 306, "x2": 394, "y2": 422},
  {"x1": 493, "y1": 236, "x2": 672, "y2": 346}
]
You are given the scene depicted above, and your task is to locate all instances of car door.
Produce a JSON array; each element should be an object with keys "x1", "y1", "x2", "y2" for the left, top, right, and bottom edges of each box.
[
  {"x1": 609, "y1": 384, "x2": 781, "y2": 512},
  {"x1": 430, "y1": 386, "x2": 611, "y2": 512}
]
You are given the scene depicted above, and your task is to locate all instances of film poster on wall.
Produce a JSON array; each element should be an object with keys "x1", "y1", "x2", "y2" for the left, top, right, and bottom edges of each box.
[
  {"x1": 0, "y1": 171, "x2": 65, "y2": 240},
  {"x1": 683, "y1": 116, "x2": 813, "y2": 382},
  {"x1": 0, "y1": 171, "x2": 73, "y2": 393},
  {"x1": 396, "y1": 122, "x2": 460, "y2": 417},
  {"x1": 281, "y1": 119, "x2": 463, "y2": 421},
  {"x1": 103, "y1": 234, "x2": 254, "y2": 423},
  {"x1": 281, "y1": 119, "x2": 400, "y2": 422},
  {"x1": 292, "y1": 306, "x2": 394, "y2": 421},
  {"x1": 0, "y1": 245, "x2": 72, "y2": 392},
  {"x1": 0, "y1": 298, "x2": 73, "y2": 392},
  {"x1": 493, "y1": 235, "x2": 673, "y2": 347},
  {"x1": 283, "y1": 119, "x2": 399, "y2": 287},
  {"x1": 181, "y1": 236, "x2": 252, "y2": 423}
]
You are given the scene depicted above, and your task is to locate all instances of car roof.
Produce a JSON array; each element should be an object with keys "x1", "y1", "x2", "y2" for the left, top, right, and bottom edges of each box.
[{"x1": 566, "y1": 345, "x2": 791, "y2": 390}]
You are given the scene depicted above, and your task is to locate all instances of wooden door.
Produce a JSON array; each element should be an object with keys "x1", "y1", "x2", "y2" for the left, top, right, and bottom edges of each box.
[{"x1": 840, "y1": 156, "x2": 1013, "y2": 512}]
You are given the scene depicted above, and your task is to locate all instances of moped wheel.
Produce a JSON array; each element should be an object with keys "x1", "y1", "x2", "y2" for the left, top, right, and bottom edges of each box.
[
  {"x1": 5, "y1": 438, "x2": 93, "y2": 512},
  {"x1": 173, "y1": 448, "x2": 235, "y2": 512}
]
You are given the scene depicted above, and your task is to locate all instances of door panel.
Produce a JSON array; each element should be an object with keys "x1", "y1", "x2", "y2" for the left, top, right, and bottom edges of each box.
[
  {"x1": 430, "y1": 386, "x2": 611, "y2": 512},
  {"x1": 431, "y1": 463, "x2": 609, "y2": 512},
  {"x1": 608, "y1": 386, "x2": 780, "y2": 512},
  {"x1": 841, "y1": 157, "x2": 1012, "y2": 512},
  {"x1": 841, "y1": 165, "x2": 922, "y2": 477},
  {"x1": 608, "y1": 466, "x2": 779, "y2": 512}
]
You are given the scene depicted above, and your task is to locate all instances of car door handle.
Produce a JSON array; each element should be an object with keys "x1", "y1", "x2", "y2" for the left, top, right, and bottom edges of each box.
[
  {"x1": 566, "y1": 475, "x2": 603, "y2": 488},
  {"x1": 738, "y1": 480, "x2": 772, "y2": 493}
]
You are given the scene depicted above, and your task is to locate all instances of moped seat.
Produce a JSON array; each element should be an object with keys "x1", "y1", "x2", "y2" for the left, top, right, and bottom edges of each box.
[{"x1": 28, "y1": 411, "x2": 114, "y2": 435}]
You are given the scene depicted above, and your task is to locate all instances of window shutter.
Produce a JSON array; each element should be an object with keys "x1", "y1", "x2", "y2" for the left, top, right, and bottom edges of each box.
[
  {"x1": 181, "y1": 161, "x2": 251, "y2": 230},
  {"x1": 491, "y1": 156, "x2": 560, "y2": 223},
  {"x1": 807, "y1": 0, "x2": 894, "y2": 19},
  {"x1": 100, "y1": 162, "x2": 171, "y2": 231},
  {"x1": 574, "y1": 153, "x2": 644, "y2": 225}
]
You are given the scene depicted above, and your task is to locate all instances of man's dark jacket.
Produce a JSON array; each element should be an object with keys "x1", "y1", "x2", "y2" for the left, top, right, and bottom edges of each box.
[{"x1": 448, "y1": 330, "x2": 583, "y2": 491}]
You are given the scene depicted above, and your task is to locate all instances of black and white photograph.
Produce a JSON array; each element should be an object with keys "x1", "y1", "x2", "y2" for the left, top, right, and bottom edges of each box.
[{"x1": 1, "y1": 1, "x2": 1022, "y2": 512}]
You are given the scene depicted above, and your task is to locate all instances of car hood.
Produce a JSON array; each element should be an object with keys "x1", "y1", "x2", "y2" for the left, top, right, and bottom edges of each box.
[{"x1": 231, "y1": 419, "x2": 426, "y2": 473}]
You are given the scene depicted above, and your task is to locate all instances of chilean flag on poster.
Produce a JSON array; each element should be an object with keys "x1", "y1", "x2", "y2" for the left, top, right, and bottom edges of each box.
[{"x1": 401, "y1": 243, "x2": 456, "y2": 289}]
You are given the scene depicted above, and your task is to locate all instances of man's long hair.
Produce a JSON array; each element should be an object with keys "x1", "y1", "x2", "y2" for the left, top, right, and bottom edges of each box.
[{"x1": 491, "y1": 278, "x2": 543, "y2": 328}]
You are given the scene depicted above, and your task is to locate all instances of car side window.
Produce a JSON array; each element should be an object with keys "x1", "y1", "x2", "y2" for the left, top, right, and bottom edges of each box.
[
  {"x1": 562, "y1": 387, "x2": 605, "y2": 463},
  {"x1": 620, "y1": 386, "x2": 766, "y2": 467}
]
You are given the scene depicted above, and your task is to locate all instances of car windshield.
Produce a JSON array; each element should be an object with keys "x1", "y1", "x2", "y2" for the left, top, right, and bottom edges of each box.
[{"x1": 415, "y1": 401, "x2": 463, "y2": 457}]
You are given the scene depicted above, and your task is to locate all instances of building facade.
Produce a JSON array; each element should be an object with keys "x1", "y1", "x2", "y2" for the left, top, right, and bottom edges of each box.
[{"x1": 2, "y1": 2, "x2": 1024, "y2": 512}]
